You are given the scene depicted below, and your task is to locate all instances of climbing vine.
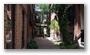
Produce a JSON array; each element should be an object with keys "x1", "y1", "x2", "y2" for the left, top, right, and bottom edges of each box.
[{"x1": 50, "y1": 4, "x2": 74, "y2": 48}]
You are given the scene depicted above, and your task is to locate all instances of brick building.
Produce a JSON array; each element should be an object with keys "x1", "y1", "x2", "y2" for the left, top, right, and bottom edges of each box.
[
  {"x1": 4, "y1": 4, "x2": 35, "y2": 49},
  {"x1": 67, "y1": 4, "x2": 84, "y2": 42}
]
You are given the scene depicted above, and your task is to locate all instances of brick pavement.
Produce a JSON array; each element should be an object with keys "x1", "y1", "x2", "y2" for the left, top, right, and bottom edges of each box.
[{"x1": 34, "y1": 37, "x2": 60, "y2": 49}]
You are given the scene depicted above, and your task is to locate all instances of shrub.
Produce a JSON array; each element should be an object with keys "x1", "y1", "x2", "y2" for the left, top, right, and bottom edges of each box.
[
  {"x1": 27, "y1": 40, "x2": 38, "y2": 49},
  {"x1": 60, "y1": 43, "x2": 79, "y2": 49}
]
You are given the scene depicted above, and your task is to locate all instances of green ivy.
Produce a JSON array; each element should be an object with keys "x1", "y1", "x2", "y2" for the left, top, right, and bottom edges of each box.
[{"x1": 50, "y1": 4, "x2": 73, "y2": 46}]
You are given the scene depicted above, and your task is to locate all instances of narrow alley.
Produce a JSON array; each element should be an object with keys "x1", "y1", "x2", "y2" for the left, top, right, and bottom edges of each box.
[{"x1": 4, "y1": 4, "x2": 84, "y2": 49}]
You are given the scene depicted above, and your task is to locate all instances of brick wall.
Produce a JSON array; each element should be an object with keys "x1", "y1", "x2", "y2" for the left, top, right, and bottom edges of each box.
[
  {"x1": 14, "y1": 5, "x2": 22, "y2": 49},
  {"x1": 14, "y1": 4, "x2": 30, "y2": 49},
  {"x1": 4, "y1": 4, "x2": 35, "y2": 49},
  {"x1": 75, "y1": 5, "x2": 81, "y2": 37},
  {"x1": 4, "y1": 4, "x2": 8, "y2": 49}
]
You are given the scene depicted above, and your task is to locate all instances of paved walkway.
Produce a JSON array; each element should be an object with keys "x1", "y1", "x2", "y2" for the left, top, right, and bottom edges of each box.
[{"x1": 34, "y1": 37, "x2": 60, "y2": 49}]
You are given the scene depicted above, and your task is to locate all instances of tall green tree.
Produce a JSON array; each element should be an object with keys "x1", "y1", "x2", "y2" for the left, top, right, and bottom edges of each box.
[
  {"x1": 50, "y1": 4, "x2": 73, "y2": 46},
  {"x1": 35, "y1": 4, "x2": 49, "y2": 21}
]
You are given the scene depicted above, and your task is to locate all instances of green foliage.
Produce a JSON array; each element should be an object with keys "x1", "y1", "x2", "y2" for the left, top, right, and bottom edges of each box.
[
  {"x1": 35, "y1": 4, "x2": 49, "y2": 20},
  {"x1": 7, "y1": 19, "x2": 11, "y2": 30},
  {"x1": 27, "y1": 40, "x2": 38, "y2": 49},
  {"x1": 50, "y1": 4, "x2": 73, "y2": 46},
  {"x1": 49, "y1": 19, "x2": 59, "y2": 29},
  {"x1": 60, "y1": 43, "x2": 79, "y2": 49},
  {"x1": 36, "y1": 4, "x2": 49, "y2": 11}
]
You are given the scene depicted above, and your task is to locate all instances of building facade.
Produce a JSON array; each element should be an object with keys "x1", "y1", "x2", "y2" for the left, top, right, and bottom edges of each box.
[{"x1": 4, "y1": 4, "x2": 35, "y2": 49}]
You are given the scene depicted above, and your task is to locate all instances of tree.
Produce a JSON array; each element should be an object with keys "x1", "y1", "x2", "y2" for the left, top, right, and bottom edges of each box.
[
  {"x1": 35, "y1": 4, "x2": 49, "y2": 22},
  {"x1": 50, "y1": 4, "x2": 74, "y2": 48}
]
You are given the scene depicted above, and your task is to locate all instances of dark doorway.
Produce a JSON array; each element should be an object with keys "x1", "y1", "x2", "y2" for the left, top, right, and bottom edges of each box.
[
  {"x1": 67, "y1": 5, "x2": 76, "y2": 41},
  {"x1": 11, "y1": 4, "x2": 15, "y2": 49},
  {"x1": 22, "y1": 10, "x2": 25, "y2": 48}
]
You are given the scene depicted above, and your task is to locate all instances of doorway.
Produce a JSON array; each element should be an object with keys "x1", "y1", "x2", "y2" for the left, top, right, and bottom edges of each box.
[{"x1": 22, "y1": 10, "x2": 25, "y2": 48}]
